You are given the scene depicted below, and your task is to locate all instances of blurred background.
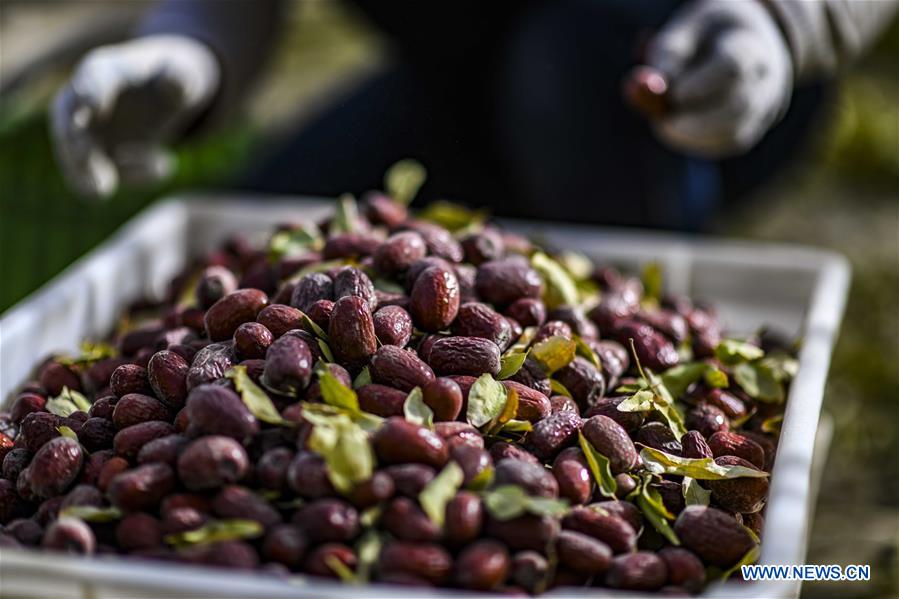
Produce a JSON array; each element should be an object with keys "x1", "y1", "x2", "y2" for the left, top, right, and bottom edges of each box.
[{"x1": 1, "y1": 1, "x2": 897, "y2": 595}]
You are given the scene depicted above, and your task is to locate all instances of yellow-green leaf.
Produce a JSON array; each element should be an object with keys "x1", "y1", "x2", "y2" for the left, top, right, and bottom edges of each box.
[
  {"x1": 419, "y1": 462, "x2": 464, "y2": 527},
  {"x1": 58, "y1": 341, "x2": 118, "y2": 367},
  {"x1": 353, "y1": 366, "x2": 372, "y2": 389},
  {"x1": 497, "y1": 351, "x2": 529, "y2": 380},
  {"x1": 530, "y1": 336, "x2": 576, "y2": 375},
  {"x1": 483, "y1": 485, "x2": 569, "y2": 521},
  {"x1": 59, "y1": 505, "x2": 122, "y2": 522},
  {"x1": 640, "y1": 447, "x2": 770, "y2": 480},
  {"x1": 416, "y1": 200, "x2": 487, "y2": 231},
  {"x1": 617, "y1": 389, "x2": 655, "y2": 413},
  {"x1": 165, "y1": 519, "x2": 263, "y2": 548},
  {"x1": 637, "y1": 481, "x2": 679, "y2": 545},
  {"x1": 46, "y1": 387, "x2": 89, "y2": 417},
  {"x1": 682, "y1": 477, "x2": 711, "y2": 506},
  {"x1": 225, "y1": 366, "x2": 290, "y2": 426},
  {"x1": 715, "y1": 339, "x2": 764, "y2": 365},
  {"x1": 403, "y1": 387, "x2": 434, "y2": 428},
  {"x1": 720, "y1": 544, "x2": 761, "y2": 581},
  {"x1": 578, "y1": 431, "x2": 617, "y2": 499},
  {"x1": 306, "y1": 411, "x2": 375, "y2": 493},
  {"x1": 268, "y1": 223, "x2": 323, "y2": 262},
  {"x1": 573, "y1": 335, "x2": 602, "y2": 370},
  {"x1": 531, "y1": 252, "x2": 579, "y2": 310},
  {"x1": 467, "y1": 374, "x2": 508, "y2": 428},
  {"x1": 332, "y1": 194, "x2": 359, "y2": 234},
  {"x1": 317, "y1": 368, "x2": 361, "y2": 413},
  {"x1": 384, "y1": 159, "x2": 427, "y2": 206},
  {"x1": 734, "y1": 362, "x2": 785, "y2": 403},
  {"x1": 641, "y1": 262, "x2": 664, "y2": 304},
  {"x1": 56, "y1": 425, "x2": 79, "y2": 440},
  {"x1": 550, "y1": 379, "x2": 573, "y2": 398}
]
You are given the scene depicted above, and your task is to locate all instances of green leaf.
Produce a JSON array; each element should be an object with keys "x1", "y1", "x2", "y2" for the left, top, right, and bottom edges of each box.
[
  {"x1": 733, "y1": 362, "x2": 785, "y2": 403},
  {"x1": 482, "y1": 485, "x2": 569, "y2": 521},
  {"x1": 637, "y1": 481, "x2": 679, "y2": 545},
  {"x1": 332, "y1": 194, "x2": 359, "y2": 234},
  {"x1": 531, "y1": 252, "x2": 579, "y2": 310},
  {"x1": 58, "y1": 341, "x2": 118, "y2": 367},
  {"x1": 467, "y1": 465, "x2": 494, "y2": 492},
  {"x1": 641, "y1": 262, "x2": 664, "y2": 304},
  {"x1": 530, "y1": 336, "x2": 576, "y2": 375},
  {"x1": 616, "y1": 389, "x2": 655, "y2": 413},
  {"x1": 626, "y1": 344, "x2": 688, "y2": 440},
  {"x1": 301, "y1": 313, "x2": 329, "y2": 341},
  {"x1": 46, "y1": 387, "x2": 89, "y2": 417},
  {"x1": 550, "y1": 379, "x2": 573, "y2": 398},
  {"x1": 354, "y1": 530, "x2": 382, "y2": 584},
  {"x1": 573, "y1": 335, "x2": 602, "y2": 370},
  {"x1": 403, "y1": 387, "x2": 434, "y2": 428},
  {"x1": 416, "y1": 200, "x2": 487, "y2": 232},
  {"x1": 59, "y1": 505, "x2": 122, "y2": 522},
  {"x1": 419, "y1": 462, "x2": 464, "y2": 527},
  {"x1": 483, "y1": 485, "x2": 529, "y2": 520},
  {"x1": 661, "y1": 363, "x2": 710, "y2": 399},
  {"x1": 486, "y1": 386, "x2": 519, "y2": 435},
  {"x1": 525, "y1": 495, "x2": 571, "y2": 519},
  {"x1": 56, "y1": 425, "x2": 78, "y2": 440},
  {"x1": 640, "y1": 447, "x2": 770, "y2": 480},
  {"x1": 305, "y1": 411, "x2": 375, "y2": 493},
  {"x1": 578, "y1": 431, "x2": 618, "y2": 499},
  {"x1": 353, "y1": 367, "x2": 372, "y2": 389},
  {"x1": 704, "y1": 366, "x2": 729, "y2": 388},
  {"x1": 384, "y1": 159, "x2": 427, "y2": 206},
  {"x1": 720, "y1": 544, "x2": 761, "y2": 581},
  {"x1": 760, "y1": 352, "x2": 799, "y2": 381},
  {"x1": 715, "y1": 339, "x2": 765, "y2": 365},
  {"x1": 466, "y1": 374, "x2": 508, "y2": 428},
  {"x1": 558, "y1": 251, "x2": 594, "y2": 281},
  {"x1": 317, "y1": 368, "x2": 361, "y2": 413},
  {"x1": 325, "y1": 554, "x2": 357, "y2": 583},
  {"x1": 507, "y1": 326, "x2": 538, "y2": 354},
  {"x1": 360, "y1": 505, "x2": 383, "y2": 528},
  {"x1": 165, "y1": 519, "x2": 263, "y2": 548},
  {"x1": 682, "y1": 477, "x2": 711, "y2": 506},
  {"x1": 497, "y1": 351, "x2": 529, "y2": 380},
  {"x1": 761, "y1": 415, "x2": 783, "y2": 435},
  {"x1": 268, "y1": 223, "x2": 323, "y2": 262},
  {"x1": 495, "y1": 418, "x2": 532, "y2": 435},
  {"x1": 225, "y1": 366, "x2": 290, "y2": 426}
]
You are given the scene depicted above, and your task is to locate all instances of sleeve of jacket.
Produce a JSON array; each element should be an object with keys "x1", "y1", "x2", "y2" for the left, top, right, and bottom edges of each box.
[
  {"x1": 137, "y1": 0, "x2": 286, "y2": 126},
  {"x1": 765, "y1": 0, "x2": 899, "y2": 80}
]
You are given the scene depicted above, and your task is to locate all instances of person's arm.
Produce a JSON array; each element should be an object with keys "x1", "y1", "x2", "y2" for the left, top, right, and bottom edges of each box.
[
  {"x1": 765, "y1": 0, "x2": 899, "y2": 79},
  {"x1": 138, "y1": 0, "x2": 286, "y2": 127},
  {"x1": 641, "y1": 0, "x2": 898, "y2": 159}
]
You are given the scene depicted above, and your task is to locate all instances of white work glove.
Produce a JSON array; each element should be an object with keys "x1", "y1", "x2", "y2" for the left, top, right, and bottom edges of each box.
[
  {"x1": 51, "y1": 35, "x2": 220, "y2": 199},
  {"x1": 646, "y1": 0, "x2": 793, "y2": 158}
]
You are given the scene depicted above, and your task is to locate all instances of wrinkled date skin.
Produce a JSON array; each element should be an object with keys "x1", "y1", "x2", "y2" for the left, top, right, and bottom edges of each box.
[
  {"x1": 675, "y1": 505, "x2": 757, "y2": 568},
  {"x1": 329, "y1": 296, "x2": 378, "y2": 369},
  {"x1": 28, "y1": 437, "x2": 83, "y2": 498},
  {"x1": 410, "y1": 266, "x2": 460, "y2": 332},
  {"x1": 373, "y1": 418, "x2": 449, "y2": 469},
  {"x1": 177, "y1": 436, "x2": 249, "y2": 491},
  {"x1": 187, "y1": 385, "x2": 259, "y2": 440},
  {"x1": 204, "y1": 289, "x2": 269, "y2": 342},
  {"x1": 262, "y1": 335, "x2": 313, "y2": 395},
  {"x1": 147, "y1": 350, "x2": 190, "y2": 409},
  {"x1": 475, "y1": 258, "x2": 543, "y2": 308},
  {"x1": 581, "y1": 416, "x2": 638, "y2": 475},
  {"x1": 291, "y1": 273, "x2": 334, "y2": 312},
  {"x1": 372, "y1": 306, "x2": 413, "y2": 348},
  {"x1": 186, "y1": 342, "x2": 235, "y2": 391},
  {"x1": 107, "y1": 463, "x2": 176, "y2": 511},
  {"x1": 369, "y1": 345, "x2": 435, "y2": 392},
  {"x1": 374, "y1": 231, "x2": 428, "y2": 277},
  {"x1": 451, "y1": 302, "x2": 513, "y2": 351},
  {"x1": 428, "y1": 337, "x2": 501, "y2": 377}
]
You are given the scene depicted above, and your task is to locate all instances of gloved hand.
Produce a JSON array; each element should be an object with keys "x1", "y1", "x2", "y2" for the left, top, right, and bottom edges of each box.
[
  {"x1": 50, "y1": 35, "x2": 220, "y2": 199},
  {"x1": 645, "y1": 0, "x2": 793, "y2": 158}
]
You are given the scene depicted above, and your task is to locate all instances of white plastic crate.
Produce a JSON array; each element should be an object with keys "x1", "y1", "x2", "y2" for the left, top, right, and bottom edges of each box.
[{"x1": 0, "y1": 196, "x2": 850, "y2": 599}]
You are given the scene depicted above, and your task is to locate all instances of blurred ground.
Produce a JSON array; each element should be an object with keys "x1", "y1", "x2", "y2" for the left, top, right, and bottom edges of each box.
[{"x1": 1, "y1": 1, "x2": 897, "y2": 596}]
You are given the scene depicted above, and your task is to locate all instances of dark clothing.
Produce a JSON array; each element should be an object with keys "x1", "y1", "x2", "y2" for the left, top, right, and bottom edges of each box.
[{"x1": 143, "y1": 0, "x2": 830, "y2": 231}]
